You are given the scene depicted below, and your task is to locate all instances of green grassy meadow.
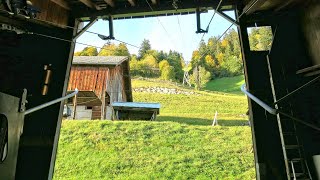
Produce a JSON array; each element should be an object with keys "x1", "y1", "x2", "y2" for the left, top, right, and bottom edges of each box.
[
  {"x1": 205, "y1": 76, "x2": 246, "y2": 94},
  {"x1": 54, "y1": 75, "x2": 255, "y2": 179}
]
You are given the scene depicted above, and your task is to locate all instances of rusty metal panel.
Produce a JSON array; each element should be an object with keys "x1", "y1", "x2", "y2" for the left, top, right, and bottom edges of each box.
[{"x1": 0, "y1": 92, "x2": 24, "y2": 180}]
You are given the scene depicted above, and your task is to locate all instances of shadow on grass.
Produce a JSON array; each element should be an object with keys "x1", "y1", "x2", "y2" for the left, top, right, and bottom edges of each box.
[{"x1": 157, "y1": 116, "x2": 249, "y2": 127}]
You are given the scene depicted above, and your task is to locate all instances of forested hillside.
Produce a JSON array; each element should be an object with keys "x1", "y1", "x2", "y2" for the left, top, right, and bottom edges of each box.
[{"x1": 74, "y1": 27, "x2": 272, "y2": 89}]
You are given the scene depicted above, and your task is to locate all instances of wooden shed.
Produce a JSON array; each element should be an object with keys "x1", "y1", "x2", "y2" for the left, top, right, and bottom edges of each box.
[{"x1": 67, "y1": 56, "x2": 132, "y2": 120}]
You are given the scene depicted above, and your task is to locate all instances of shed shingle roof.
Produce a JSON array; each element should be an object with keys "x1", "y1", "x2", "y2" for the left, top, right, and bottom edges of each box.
[{"x1": 73, "y1": 56, "x2": 128, "y2": 66}]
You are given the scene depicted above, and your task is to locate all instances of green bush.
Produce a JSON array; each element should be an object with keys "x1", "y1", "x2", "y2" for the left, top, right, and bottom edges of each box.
[{"x1": 161, "y1": 66, "x2": 175, "y2": 80}]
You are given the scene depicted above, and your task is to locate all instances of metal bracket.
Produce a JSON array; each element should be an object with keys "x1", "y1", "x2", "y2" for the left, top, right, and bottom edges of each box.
[
  {"x1": 98, "y1": 16, "x2": 115, "y2": 40},
  {"x1": 195, "y1": 7, "x2": 208, "y2": 34},
  {"x1": 73, "y1": 18, "x2": 98, "y2": 41},
  {"x1": 0, "y1": 92, "x2": 24, "y2": 179},
  {"x1": 0, "y1": 23, "x2": 26, "y2": 34},
  {"x1": 216, "y1": 10, "x2": 239, "y2": 27},
  {"x1": 19, "y1": 89, "x2": 27, "y2": 113}
]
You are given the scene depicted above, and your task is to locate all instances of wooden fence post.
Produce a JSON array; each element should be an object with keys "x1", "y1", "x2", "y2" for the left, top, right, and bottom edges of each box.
[
  {"x1": 212, "y1": 111, "x2": 218, "y2": 126},
  {"x1": 72, "y1": 94, "x2": 77, "y2": 120}
]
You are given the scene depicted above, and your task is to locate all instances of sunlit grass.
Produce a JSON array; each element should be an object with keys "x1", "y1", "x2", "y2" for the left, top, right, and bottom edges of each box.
[
  {"x1": 205, "y1": 75, "x2": 245, "y2": 94},
  {"x1": 54, "y1": 77, "x2": 254, "y2": 179}
]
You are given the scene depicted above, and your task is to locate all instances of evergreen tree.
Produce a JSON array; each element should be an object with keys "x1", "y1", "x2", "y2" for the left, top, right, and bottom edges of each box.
[{"x1": 138, "y1": 39, "x2": 151, "y2": 59}]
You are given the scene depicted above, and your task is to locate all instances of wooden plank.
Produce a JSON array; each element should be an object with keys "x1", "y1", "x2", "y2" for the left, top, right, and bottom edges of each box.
[
  {"x1": 104, "y1": 0, "x2": 115, "y2": 7},
  {"x1": 92, "y1": 68, "x2": 98, "y2": 93},
  {"x1": 296, "y1": 64, "x2": 320, "y2": 74},
  {"x1": 32, "y1": 0, "x2": 69, "y2": 26},
  {"x1": 91, "y1": 67, "x2": 97, "y2": 91},
  {"x1": 78, "y1": 68, "x2": 83, "y2": 90},
  {"x1": 87, "y1": 67, "x2": 92, "y2": 91},
  {"x1": 79, "y1": 0, "x2": 102, "y2": 10},
  {"x1": 32, "y1": 0, "x2": 49, "y2": 22},
  {"x1": 85, "y1": 67, "x2": 89, "y2": 90},
  {"x1": 51, "y1": 0, "x2": 70, "y2": 10},
  {"x1": 127, "y1": 0, "x2": 135, "y2": 6},
  {"x1": 72, "y1": 94, "x2": 77, "y2": 119}
]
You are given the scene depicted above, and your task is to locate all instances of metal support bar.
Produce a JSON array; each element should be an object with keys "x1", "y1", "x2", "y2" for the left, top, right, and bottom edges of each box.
[
  {"x1": 290, "y1": 161, "x2": 296, "y2": 180},
  {"x1": 274, "y1": 75, "x2": 320, "y2": 105},
  {"x1": 241, "y1": 84, "x2": 278, "y2": 115},
  {"x1": 73, "y1": 18, "x2": 97, "y2": 40},
  {"x1": 196, "y1": 7, "x2": 208, "y2": 34},
  {"x1": 97, "y1": 16, "x2": 115, "y2": 40},
  {"x1": 241, "y1": 84, "x2": 320, "y2": 131},
  {"x1": 24, "y1": 89, "x2": 78, "y2": 115},
  {"x1": 216, "y1": 10, "x2": 239, "y2": 26},
  {"x1": 108, "y1": 15, "x2": 114, "y2": 39},
  {"x1": 278, "y1": 111, "x2": 320, "y2": 131}
]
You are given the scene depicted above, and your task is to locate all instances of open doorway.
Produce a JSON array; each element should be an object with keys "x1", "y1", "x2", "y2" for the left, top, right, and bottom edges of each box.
[{"x1": 55, "y1": 10, "x2": 255, "y2": 179}]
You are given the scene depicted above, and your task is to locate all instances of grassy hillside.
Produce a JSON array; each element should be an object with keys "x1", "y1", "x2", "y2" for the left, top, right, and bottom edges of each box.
[
  {"x1": 54, "y1": 77, "x2": 254, "y2": 179},
  {"x1": 205, "y1": 75, "x2": 245, "y2": 94}
]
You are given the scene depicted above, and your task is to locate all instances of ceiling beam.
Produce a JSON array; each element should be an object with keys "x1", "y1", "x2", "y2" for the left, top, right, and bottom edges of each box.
[
  {"x1": 243, "y1": 0, "x2": 265, "y2": 15},
  {"x1": 104, "y1": 0, "x2": 115, "y2": 7},
  {"x1": 275, "y1": 0, "x2": 296, "y2": 11},
  {"x1": 73, "y1": 18, "x2": 98, "y2": 40},
  {"x1": 51, "y1": 0, "x2": 70, "y2": 10},
  {"x1": 127, "y1": 0, "x2": 135, "y2": 6},
  {"x1": 75, "y1": 0, "x2": 236, "y2": 19},
  {"x1": 79, "y1": 0, "x2": 102, "y2": 10}
]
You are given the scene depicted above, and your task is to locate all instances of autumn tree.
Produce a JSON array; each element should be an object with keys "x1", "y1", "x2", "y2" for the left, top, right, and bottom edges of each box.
[
  {"x1": 190, "y1": 66, "x2": 211, "y2": 90},
  {"x1": 159, "y1": 60, "x2": 170, "y2": 71},
  {"x1": 74, "y1": 51, "x2": 81, "y2": 56},
  {"x1": 161, "y1": 66, "x2": 175, "y2": 80},
  {"x1": 158, "y1": 60, "x2": 175, "y2": 80},
  {"x1": 75, "y1": 46, "x2": 98, "y2": 56},
  {"x1": 98, "y1": 43, "x2": 130, "y2": 56},
  {"x1": 115, "y1": 43, "x2": 130, "y2": 56},
  {"x1": 98, "y1": 44, "x2": 117, "y2": 56},
  {"x1": 248, "y1": 27, "x2": 272, "y2": 51}
]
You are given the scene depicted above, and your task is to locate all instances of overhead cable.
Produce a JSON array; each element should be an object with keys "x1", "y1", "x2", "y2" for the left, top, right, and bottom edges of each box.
[
  {"x1": 198, "y1": 0, "x2": 260, "y2": 60},
  {"x1": 176, "y1": 15, "x2": 185, "y2": 48},
  {"x1": 199, "y1": 0, "x2": 223, "y2": 43},
  {"x1": 145, "y1": 0, "x2": 178, "y2": 50},
  {"x1": 0, "y1": 9, "x2": 139, "y2": 49},
  {"x1": 31, "y1": 32, "x2": 137, "y2": 52}
]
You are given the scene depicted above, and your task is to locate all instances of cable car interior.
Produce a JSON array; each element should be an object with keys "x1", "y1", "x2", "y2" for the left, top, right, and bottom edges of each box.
[{"x1": 0, "y1": 0, "x2": 319, "y2": 179}]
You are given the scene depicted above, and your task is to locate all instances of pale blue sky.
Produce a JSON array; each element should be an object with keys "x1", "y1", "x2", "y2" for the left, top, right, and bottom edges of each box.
[{"x1": 75, "y1": 10, "x2": 236, "y2": 61}]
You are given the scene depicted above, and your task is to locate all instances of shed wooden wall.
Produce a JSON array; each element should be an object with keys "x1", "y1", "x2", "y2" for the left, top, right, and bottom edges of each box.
[
  {"x1": 68, "y1": 66, "x2": 109, "y2": 100},
  {"x1": 106, "y1": 65, "x2": 127, "y2": 103},
  {"x1": 67, "y1": 64, "x2": 131, "y2": 103}
]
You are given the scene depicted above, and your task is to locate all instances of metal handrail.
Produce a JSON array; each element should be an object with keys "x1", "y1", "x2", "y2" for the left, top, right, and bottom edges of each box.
[
  {"x1": 24, "y1": 89, "x2": 78, "y2": 115},
  {"x1": 241, "y1": 84, "x2": 320, "y2": 131},
  {"x1": 241, "y1": 84, "x2": 278, "y2": 115}
]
